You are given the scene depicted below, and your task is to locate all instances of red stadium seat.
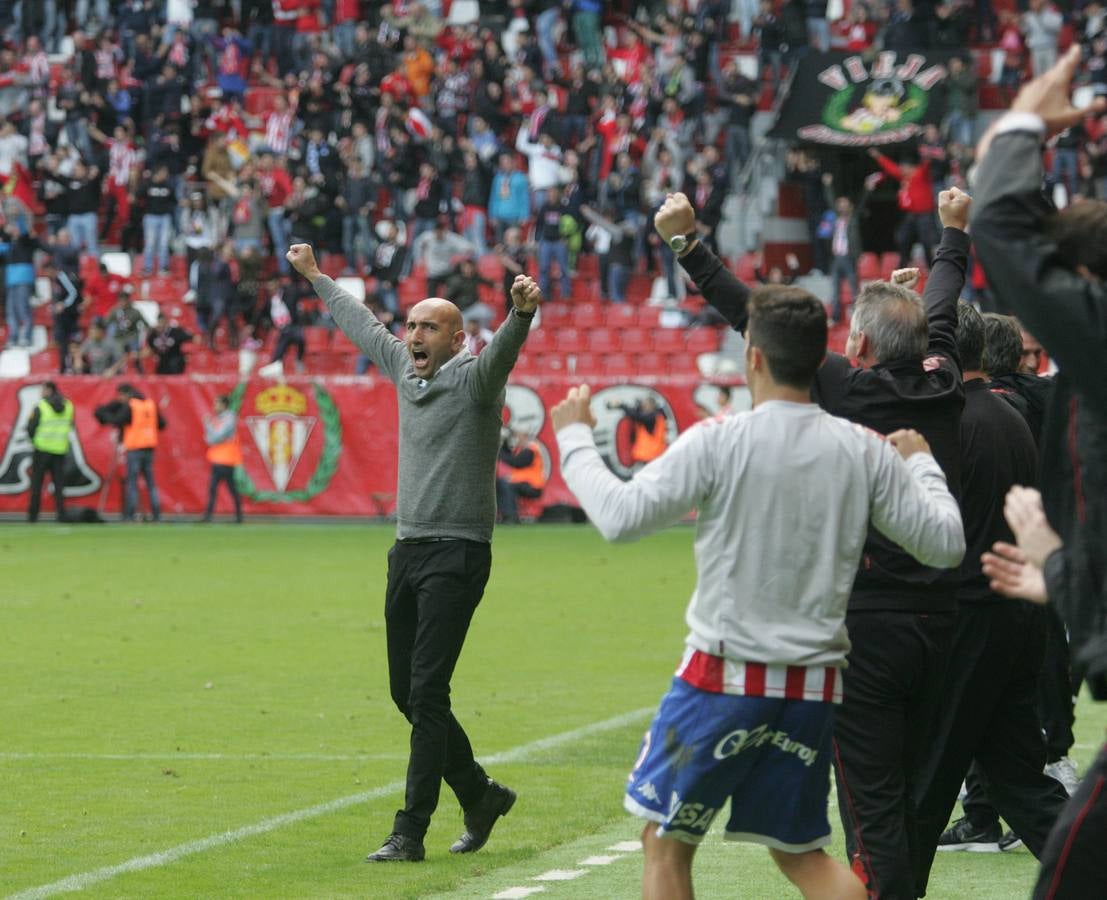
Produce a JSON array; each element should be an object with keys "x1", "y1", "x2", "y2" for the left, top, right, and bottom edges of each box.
[
  {"x1": 540, "y1": 303, "x2": 571, "y2": 327},
  {"x1": 636, "y1": 352, "x2": 666, "y2": 374},
  {"x1": 637, "y1": 305, "x2": 662, "y2": 328},
  {"x1": 556, "y1": 327, "x2": 587, "y2": 353},
  {"x1": 652, "y1": 329, "x2": 686, "y2": 353},
  {"x1": 587, "y1": 329, "x2": 619, "y2": 353},
  {"x1": 568, "y1": 352, "x2": 601, "y2": 376},
  {"x1": 524, "y1": 328, "x2": 555, "y2": 353},
  {"x1": 665, "y1": 351, "x2": 699, "y2": 374},
  {"x1": 574, "y1": 303, "x2": 603, "y2": 329},
  {"x1": 687, "y1": 328, "x2": 721, "y2": 354},
  {"x1": 602, "y1": 353, "x2": 635, "y2": 376},
  {"x1": 537, "y1": 352, "x2": 568, "y2": 375},
  {"x1": 858, "y1": 252, "x2": 880, "y2": 280},
  {"x1": 619, "y1": 328, "x2": 652, "y2": 354},
  {"x1": 512, "y1": 352, "x2": 539, "y2": 374},
  {"x1": 604, "y1": 304, "x2": 638, "y2": 329}
]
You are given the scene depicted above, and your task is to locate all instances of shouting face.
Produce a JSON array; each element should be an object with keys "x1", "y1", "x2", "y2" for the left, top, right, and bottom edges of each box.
[{"x1": 405, "y1": 298, "x2": 464, "y2": 378}]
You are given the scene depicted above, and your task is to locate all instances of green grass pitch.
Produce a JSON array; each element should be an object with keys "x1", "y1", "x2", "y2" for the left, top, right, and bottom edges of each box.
[{"x1": 2, "y1": 523, "x2": 1102, "y2": 898}]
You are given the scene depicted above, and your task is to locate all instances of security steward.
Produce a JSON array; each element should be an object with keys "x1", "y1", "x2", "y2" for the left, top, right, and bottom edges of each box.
[
  {"x1": 496, "y1": 432, "x2": 548, "y2": 523},
  {"x1": 95, "y1": 383, "x2": 166, "y2": 522},
  {"x1": 26, "y1": 381, "x2": 73, "y2": 522},
  {"x1": 202, "y1": 393, "x2": 244, "y2": 523}
]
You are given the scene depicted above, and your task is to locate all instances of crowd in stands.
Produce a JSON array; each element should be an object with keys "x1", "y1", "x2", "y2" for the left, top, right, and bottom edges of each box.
[{"x1": 0, "y1": 0, "x2": 1105, "y2": 374}]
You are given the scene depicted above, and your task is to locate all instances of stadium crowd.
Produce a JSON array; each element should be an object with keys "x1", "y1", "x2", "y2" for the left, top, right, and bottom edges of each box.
[
  {"x1": 1, "y1": 0, "x2": 1106, "y2": 373},
  {"x1": 10, "y1": 2, "x2": 1107, "y2": 900}
]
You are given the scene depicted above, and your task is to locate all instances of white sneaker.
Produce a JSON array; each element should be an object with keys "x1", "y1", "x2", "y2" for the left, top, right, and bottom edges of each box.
[{"x1": 1044, "y1": 756, "x2": 1080, "y2": 796}]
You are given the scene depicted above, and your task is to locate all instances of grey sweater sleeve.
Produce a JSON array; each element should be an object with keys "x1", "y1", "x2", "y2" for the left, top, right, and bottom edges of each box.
[
  {"x1": 311, "y1": 275, "x2": 408, "y2": 381},
  {"x1": 466, "y1": 308, "x2": 532, "y2": 404}
]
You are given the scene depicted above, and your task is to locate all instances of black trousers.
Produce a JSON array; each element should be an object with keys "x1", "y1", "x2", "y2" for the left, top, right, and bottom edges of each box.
[
  {"x1": 912, "y1": 602, "x2": 1067, "y2": 895},
  {"x1": 1039, "y1": 605, "x2": 1077, "y2": 761},
  {"x1": 1033, "y1": 742, "x2": 1107, "y2": 899},
  {"x1": 963, "y1": 604, "x2": 1077, "y2": 831},
  {"x1": 28, "y1": 449, "x2": 66, "y2": 522},
  {"x1": 204, "y1": 464, "x2": 242, "y2": 521},
  {"x1": 385, "y1": 539, "x2": 492, "y2": 840},
  {"x1": 896, "y1": 213, "x2": 937, "y2": 268},
  {"x1": 834, "y1": 609, "x2": 955, "y2": 900}
]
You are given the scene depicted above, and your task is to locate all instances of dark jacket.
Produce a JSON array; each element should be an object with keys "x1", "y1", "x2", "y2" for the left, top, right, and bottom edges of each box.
[
  {"x1": 680, "y1": 225, "x2": 969, "y2": 612},
  {"x1": 973, "y1": 128, "x2": 1107, "y2": 696},
  {"x1": 957, "y1": 379, "x2": 1039, "y2": 603},
  {"x1": 989, "y1": 371, "x2": 1053, "y2": 446},
  {"x1": 94, "y1": 392, "x2": 168, "y2": 431}
]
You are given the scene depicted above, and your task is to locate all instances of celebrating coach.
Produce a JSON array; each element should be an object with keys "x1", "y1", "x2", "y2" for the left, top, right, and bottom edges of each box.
[{"x1": 286, "y1": 244, "x2": 541, "y2": 863}]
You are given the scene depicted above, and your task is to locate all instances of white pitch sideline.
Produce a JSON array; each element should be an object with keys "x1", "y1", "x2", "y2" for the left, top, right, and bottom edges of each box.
[{"x1": 6, "y1": 707, "x2": 654, "y2": 900}]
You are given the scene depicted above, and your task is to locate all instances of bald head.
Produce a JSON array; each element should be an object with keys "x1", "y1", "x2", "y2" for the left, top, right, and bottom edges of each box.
[{"x1": 410, "y1": 297, "x2": 464, "y2": 334}]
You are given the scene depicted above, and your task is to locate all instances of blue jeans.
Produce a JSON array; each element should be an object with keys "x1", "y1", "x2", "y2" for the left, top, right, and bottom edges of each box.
[
  {"x1": 944, "y1": 112, "x2": 974, "y2": 147},
  {"x1": 806, "y1": 17, "x2": 830, "y2": 52},
  {"x1": 828, "y1": 255, "x2": 859, "y2": 321},
  {"x1": 607, "y1": 262, "x2": 630, "y2": 303},
  {"x1": 1052, "y1": 149, "x2": 1079, "y2": 200},
  {"x1": 143, "y1": 213, "x2": 173, "y2": 274},
  {"x1": 538, "y1": 239, "x2": 571, "y2": 300},
  {"x1": 267, "y1": 209, "x2": 290, "y2": 273},
  {"x1": 342, "y1": 215, "x2": 374, "y2": 269},
  {"x1": 536, "y1": 7, "x2": 560, "y2": 73},
  {"x1": 333, "y1": 21, "x2": 356, "y2": 60},
  {"x1": 463, "y1": 209, "x2": 488, "y2": 258},
  {"x1": 67, "y1": 212, "x2": 98, "y2": 257},
  {"x1": 572, "y1": 11, "x2": 603, "y2": 67},
  {"x1": 124, "y1": 448, "x2": 161, "y2": 522},
  {"x1": 247, "y1": 23, "x2": 273, "y2": 62},
  {"x1": 5, "y1": 281, "x2": 33, "y2": 345}
]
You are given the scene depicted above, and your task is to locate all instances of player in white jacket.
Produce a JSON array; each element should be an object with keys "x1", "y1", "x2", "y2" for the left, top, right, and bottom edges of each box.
[{"x1": 552, "y1": 285, "x2": 965, "y2": 900}]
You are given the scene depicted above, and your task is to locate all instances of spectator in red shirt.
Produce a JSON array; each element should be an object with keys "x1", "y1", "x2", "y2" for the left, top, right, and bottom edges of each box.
[
  {"x1": 869, "y1": 147, "x2": 938, "y2": 266},
  {"x1": 256, "y1": 151, "x2": 293, "y2": 274}
]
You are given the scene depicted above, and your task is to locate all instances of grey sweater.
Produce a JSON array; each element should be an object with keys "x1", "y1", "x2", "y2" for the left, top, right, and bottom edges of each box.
[{"x1": 312, "y1": 275, "x2": 532, "y2": 542}]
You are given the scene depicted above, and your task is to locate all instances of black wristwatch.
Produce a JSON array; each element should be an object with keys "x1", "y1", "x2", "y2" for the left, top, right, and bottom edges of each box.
[
  {"x1": 513, "y1": 307, "x2": 536, "y2": 320},
  {"x1": 668, "y1": 232, "x2": 697, "y2": 254}
]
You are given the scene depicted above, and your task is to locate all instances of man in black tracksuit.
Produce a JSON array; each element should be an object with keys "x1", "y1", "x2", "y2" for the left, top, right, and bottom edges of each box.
[
  {"x1": 951, "y1": 313, "x2": 1077, "y2": 847},
  {"x1": 656, "y1": 188, "x2": 970, "y2": 899},
  {"x1": 910, "y1": 303, "x2": 1067, "y2": 894},
  {"x1": 971, "y1": 50, "x2": 1107, "y2": 898}
]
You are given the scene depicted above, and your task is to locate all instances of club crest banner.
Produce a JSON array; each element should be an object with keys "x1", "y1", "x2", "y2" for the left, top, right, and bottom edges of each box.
[{"x1": 770, "y1": 51, "x2": 954, "y2": 147}]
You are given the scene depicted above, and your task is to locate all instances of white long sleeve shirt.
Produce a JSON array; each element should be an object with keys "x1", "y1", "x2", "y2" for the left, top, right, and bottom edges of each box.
[
  {"x1": 515, "y1": 129, "x2": 563, "y2": 191},
  {"x1": 558, "y1": 401, "x2": 965, "y2": 676}
]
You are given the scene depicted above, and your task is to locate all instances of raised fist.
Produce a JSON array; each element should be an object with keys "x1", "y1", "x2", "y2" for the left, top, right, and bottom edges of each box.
[
  {"x1": 654, "y1": 192, "x2": 697, "y2": 245},
  {"x1": 510, "y1": 274, "x2": 544, "y2": 313}
]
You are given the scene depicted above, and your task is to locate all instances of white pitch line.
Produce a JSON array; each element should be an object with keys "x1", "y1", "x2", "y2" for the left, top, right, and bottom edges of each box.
[
  {"x1": 578, "y1": 855, "x2": 620, "y2": 866},
  {"x1": 492, "y1": 888, "x2": 546, "y2": 899},
  {"x1": 7, "y1": 707, "x2": 654, "y2": 900},
  {"x1": 607, "y1": 840, "x2": 643, "y2": 852},
  {"x1": 531, "y1": 870, "x2": 587, "y2": 882}
]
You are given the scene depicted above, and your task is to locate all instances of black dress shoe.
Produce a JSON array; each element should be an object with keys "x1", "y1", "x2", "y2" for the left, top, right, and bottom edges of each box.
[
  {"x1": 450, "y1": 779, "x2": 516, "y2": 854},
  {"x1": 365, "y1": 832, "x2": 425, "y2": 862}
]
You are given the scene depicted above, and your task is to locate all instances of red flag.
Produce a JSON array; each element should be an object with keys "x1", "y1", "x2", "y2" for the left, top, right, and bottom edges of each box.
[{"x1": 0, "y1": 162, "x2": 44, "y2": 216}]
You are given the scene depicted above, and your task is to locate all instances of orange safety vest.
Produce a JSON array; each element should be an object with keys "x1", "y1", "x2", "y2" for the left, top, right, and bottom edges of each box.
[
  {"x1": 122, "y1": 398, "x2": 159, "y2": 450},
  {"x1": 206, "y1": 430, "x2": 243, "y2": 467},
  {"x1": 506, "y1": 441, "x2": 547, "y2": 490},
  {"x1": 631, "y1": 415, "x2": 667, "y2": 463}
]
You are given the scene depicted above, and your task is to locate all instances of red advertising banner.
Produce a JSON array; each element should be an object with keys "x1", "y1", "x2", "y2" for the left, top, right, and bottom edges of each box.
[{"x1": 0, "y1": 375, "x2": 747, "y2": 519}]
